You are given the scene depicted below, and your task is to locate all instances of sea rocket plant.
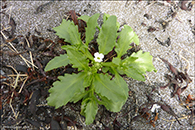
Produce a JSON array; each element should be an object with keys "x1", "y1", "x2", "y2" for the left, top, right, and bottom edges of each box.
[{"x1": 44, "y1": 13, "x2": 156, "y2": 125}]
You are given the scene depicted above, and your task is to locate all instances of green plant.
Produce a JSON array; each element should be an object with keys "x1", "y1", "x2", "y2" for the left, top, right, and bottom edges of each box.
[{"x1": 44, "y1": 13, "x2": 156, "y2": 125}]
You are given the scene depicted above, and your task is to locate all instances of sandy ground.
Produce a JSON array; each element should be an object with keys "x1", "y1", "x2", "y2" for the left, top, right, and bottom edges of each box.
[{"x1": 1, "y1": 1, "x2": 194, "y2": 129}]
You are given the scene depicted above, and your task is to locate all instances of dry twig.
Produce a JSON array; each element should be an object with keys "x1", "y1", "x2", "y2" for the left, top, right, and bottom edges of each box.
[{"x1": 24, "y1": 35, "x2": 35, "y2": 70}]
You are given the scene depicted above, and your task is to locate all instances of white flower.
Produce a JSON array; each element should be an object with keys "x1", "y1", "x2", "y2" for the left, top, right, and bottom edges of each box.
[
  {"x1": 94, "y1": 52, "x2": 104, "y2": 62},
  {"x1": 151, "y1": 104, "x2": 160, "y2": 112}
]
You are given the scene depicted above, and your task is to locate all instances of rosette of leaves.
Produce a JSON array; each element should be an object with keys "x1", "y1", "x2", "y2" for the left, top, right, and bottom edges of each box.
[{"x1": 44, "y1": 13, "x2": 156, "y2": 125}]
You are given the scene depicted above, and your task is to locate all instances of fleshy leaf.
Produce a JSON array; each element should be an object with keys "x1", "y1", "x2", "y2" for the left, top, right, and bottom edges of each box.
[
  {"x1": 103, "y1": 13, "x2": 110, "y2": 23},
  {"x1": 93, "y1": 73, "x2": 126, "y2": 102},
  {"x1": 102, "y1": 66, "x2": 110, "y2": 73},
  {"x1": 103, "y1": 13, "x2": 120, "y2": 30},
  {"x1": 70, "y1": 91, "x2": 89, "y2": 103},
  {"x1": 122, "y1": 67, "x2": 145, "y2": 81},
  {"x1": 112, "y1": 57, "x2": 121, "y2": 66},
  {"x1": 79, "y1": 45, "x2": 94, "y2": 61},
  {"x1": 113, "y1": 72, "x2": 129, "y2": 100},
  {"x1": 84, "y1": 99, "x2": 98, "y2": 125},
  {"x1": 100, "y1": 95, "x2": 125, "y2": 112},
  {"x1": 121, "y1": 56, "x2": 138, "y2": 66},
  {"x1": 117, "y1": 56, "x2": 146, "y2": 81},
  {"x1": 131, "y1": 32, "x2": 139, "y2": 45},
  {"x1": 130, "y1": 50, "x2": 156, "y2": 74},
  {"x1": 53, "y1": 19, "x2": 71, "y2": 43},
  {"x1": 83, "y1": 69, "x2": 94, "y2": 88},
  {"x1": 47, "y1": 73, "x2": 85, "y2": 108},
  {"x1": 115, "y1": 25, "x2": 136, "y2": 58},
  {"x1": 98, "y1": 72, "x2": 128, "y2": 111},
  {"x1": 44, "y1": 54, "x2": 69, "y2": 72},
  {"x1": 78, "y1": 15, "x2": 90, "y2": 23},
  {"x1": 85, "y1": 13, "x2": 100, "y2": 45},
  {"x1": 97, "y1": 15, "x2": 117, "y2": 55},
  {"x1": 66, "y1": 47, "x2": 89, "y2": 71},
  {"x1": 53, "y1": 19, "x2": 81, "y2": 45},
  {"x1": 80, "y1": 97, "x2": 88, "y2": 116}
]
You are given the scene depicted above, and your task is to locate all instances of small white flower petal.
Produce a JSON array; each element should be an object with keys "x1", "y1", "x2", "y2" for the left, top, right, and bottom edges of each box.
[
  {"x1": 94, "y1": 52, "x2": 104, "y2": 62},
  {"x1": 94, "y1": 58, "x2": 101, "y2": 62},
  {"x1": 99, "y1": 53, "x2": 104, "y2": 59},
  {"x1": 94, "y1": 52, "x2": 99, "y2": 57}
]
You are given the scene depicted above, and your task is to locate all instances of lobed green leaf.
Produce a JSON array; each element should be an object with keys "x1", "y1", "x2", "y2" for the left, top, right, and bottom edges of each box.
[
  {"x1": 100, "y1": 95, "x2": 125, "y2": 112},
  {"x1": 129, "y1": 50, "x2": 157, "y2": 74},
  {"x1": 122, "y1": 67, "x2": 145, "y2": 81},
  {"x1": 84, "y1": 99, "x2": 98, "y2": 125},
  {"x1": 83, "y1": 72, "x2": 94, "y2": 88},
  {"x1": 98, "y1": 71, "x2": 129, "y2": 111},
  {"x1": 85, "y1": 13, "x2": 100, "y2": 45},
  {"x1": 113, "y1": 72, "x2": 129, "y2": 100},
  {"x1": 103, "y1": 13, "x2": 120, "y2": 30},
  {"x1": 53, "y1": 19, "x2": 81, "y2": 45},
  {"x1": 93, "y1": 73, "x2": 126, "y2": 102},
  {"x1": 131, "y1": 32, "x2": 139, "y2": 45},
  {"x1": 79, "y1": 43, "x2": 94, "y2": 61},
  {"x1": 112, "y1": 57, "x2": 121, "y2": 66},
  {"x1": 47, "y1": 73, "x2": 85, "y2": 108},
  {"x1": 69, "y1": 91, "x2": 89, "y2": 103},
  {"x1": 53, "y1": 19, "x2": 72, "y2": 43},
  {"x1": 121, "y1": 56, "x2": 138, "y2": 66},
  {"x1": 80, "y1": 96, "x2": 89, "y2": 116},
  {"x1": 97, "y1": 15, "x2": 118, "y2": 55},
  {"x1": 44, "y1": 54, "x2": 69, "y2": 72},
  {"x1": 78, "y1": 15, "x2": 90, "y2": 23},
  {"x1": 116, "y1": 56, "x2": 145, "y2": 81},
  {"x1": 66, "y1": 47, "x2": 89, "y2": 71},
  {"x1": 115, "y1": 25, "x2": 135, "y2": 58},
  {"x1": 102, "y1": 66, "x2": 110, "y2": 73},
  {"x1": 103, "y1": 13, "x2": 110, "y2": 23}
]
